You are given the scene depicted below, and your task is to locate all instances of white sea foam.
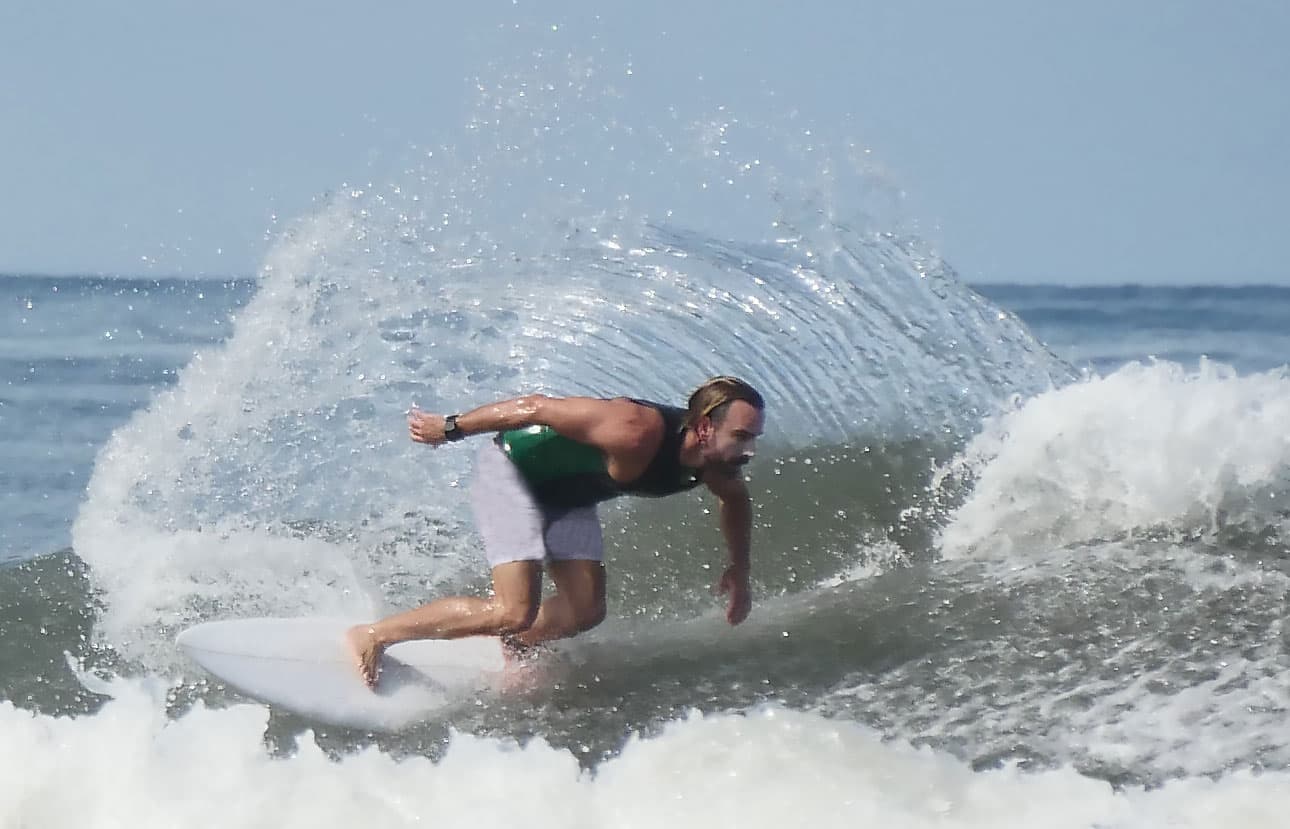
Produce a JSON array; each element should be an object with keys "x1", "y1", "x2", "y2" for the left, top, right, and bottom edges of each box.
[
  {"x1": 4, "y1": 675, "x2": 1289, "y2": 829},
  {"x1": 937, "y1": 359, "x2": 1290, "y2": 558}
]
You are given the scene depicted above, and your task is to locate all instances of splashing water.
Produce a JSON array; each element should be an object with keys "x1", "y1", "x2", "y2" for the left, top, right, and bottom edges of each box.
[{"x1": 72, "y1": 63, "x2": 1068, "y2": 668}]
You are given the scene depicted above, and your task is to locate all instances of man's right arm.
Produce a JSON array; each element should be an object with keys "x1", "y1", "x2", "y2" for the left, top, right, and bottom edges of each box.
[
  {"x1": 408, "y1": 395, "x2": 542, "y2": 445},
  {"x1": 408, "y1": 395, "x2": 651, "y2": 455}
]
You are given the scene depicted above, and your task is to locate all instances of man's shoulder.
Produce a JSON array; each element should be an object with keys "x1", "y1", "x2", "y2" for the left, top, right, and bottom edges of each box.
[{"x1": 610, "y1": 399, "x2": 670, "y2": 451}]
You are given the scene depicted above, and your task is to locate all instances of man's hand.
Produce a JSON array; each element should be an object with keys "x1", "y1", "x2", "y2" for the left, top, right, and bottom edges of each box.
[
  {"x1": 408, "y1": 408, "x2": 450, "y2": 445},
  {"x1": 716, "y1": 565, "x2": 752, "y2": 625}
]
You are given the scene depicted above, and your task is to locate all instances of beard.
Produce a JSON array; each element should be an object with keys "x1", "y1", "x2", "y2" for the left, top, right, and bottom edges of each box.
[{"x1": 704, "y1": 456, "x2": 750, "y2": 479}]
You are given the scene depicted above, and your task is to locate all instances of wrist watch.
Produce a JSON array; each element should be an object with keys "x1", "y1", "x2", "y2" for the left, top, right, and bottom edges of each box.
[{"x1": 442, "y1": 414, "x2": 466, "y2": 441}]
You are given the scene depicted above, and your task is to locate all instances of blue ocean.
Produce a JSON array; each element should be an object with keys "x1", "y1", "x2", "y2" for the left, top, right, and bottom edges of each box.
[{"x1": 4, "y1": 71, "x2": 1290, "y2": 827}]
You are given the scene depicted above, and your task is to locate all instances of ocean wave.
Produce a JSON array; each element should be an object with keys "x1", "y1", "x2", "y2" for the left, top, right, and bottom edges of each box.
[{"x1": 936, "y1": 359, "x2": 1290, "y2": 557}]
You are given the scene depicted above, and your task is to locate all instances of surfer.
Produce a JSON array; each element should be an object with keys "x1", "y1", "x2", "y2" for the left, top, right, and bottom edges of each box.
[{"x1": 346, "y1": 376, "x2": 765, "y2": 688}]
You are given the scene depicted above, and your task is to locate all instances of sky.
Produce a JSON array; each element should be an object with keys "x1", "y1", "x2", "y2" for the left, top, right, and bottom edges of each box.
[{"x1": 2, "y1": 1, "x2": 1287, "y2": 285}]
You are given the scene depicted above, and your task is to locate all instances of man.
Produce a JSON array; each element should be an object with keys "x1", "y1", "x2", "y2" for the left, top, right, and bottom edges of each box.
[{"x1": 346, "y1": 376, "x2": 766, "y2": 688}]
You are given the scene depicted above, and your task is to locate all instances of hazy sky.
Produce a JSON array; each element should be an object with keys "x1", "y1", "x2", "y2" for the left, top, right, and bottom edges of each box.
[{"x1": 2, "y1": 1, "x2": 1287, "y2": 284}]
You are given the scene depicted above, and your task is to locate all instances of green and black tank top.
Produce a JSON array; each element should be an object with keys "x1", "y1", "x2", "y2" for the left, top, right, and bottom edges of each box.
[{"x1": 494, "y1": 399, "x2": 701, "y2": 510}]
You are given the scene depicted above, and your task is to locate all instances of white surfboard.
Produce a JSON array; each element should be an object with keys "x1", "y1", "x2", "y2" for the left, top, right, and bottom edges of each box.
[{"x1": 177, "y1": 617, "x2": 506, "y2": 731}]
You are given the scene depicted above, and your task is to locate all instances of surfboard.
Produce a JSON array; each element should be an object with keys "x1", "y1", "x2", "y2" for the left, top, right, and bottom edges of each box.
[{"x1": 176, "y1": 617, "x2": 506, "y2": 731}]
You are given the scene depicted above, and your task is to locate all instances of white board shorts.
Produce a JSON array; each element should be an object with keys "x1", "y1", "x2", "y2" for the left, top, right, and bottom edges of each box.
[{"x1": 470, "y1": 440, "x2": 604, "y2": 569}]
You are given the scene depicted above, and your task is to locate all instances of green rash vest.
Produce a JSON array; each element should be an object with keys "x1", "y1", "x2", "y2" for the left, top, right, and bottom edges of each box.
[{"x1": 495, "y1": 400, "x2": 701, "y2": 510}]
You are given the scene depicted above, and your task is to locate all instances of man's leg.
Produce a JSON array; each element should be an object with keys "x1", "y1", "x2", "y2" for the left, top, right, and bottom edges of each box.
[
  {"x1": 346, "y1": 560, "x2": 542, "y2": 687},
  {"x1": 507, "y1": 502, "x2": 607, "y2": 649},
  {"x1": 368, "y1": 560, "x2": 542, "y2": 640},
  {"x1": 509, "y1": 559, "x2": 607, "y2": 648}
]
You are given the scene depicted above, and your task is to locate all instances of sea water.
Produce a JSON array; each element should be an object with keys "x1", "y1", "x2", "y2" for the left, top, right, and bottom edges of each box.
[{"x1": 3, "y1": 53, "x2": 1290, "y2": 829}]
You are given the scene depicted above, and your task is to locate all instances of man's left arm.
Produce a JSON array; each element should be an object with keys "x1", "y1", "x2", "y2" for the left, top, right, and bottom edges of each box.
[{"x1": 708, "y1": 473, "x2": 753, "y2": 625}]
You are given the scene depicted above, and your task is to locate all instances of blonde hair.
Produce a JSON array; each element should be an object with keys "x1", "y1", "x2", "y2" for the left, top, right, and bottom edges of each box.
[{"x1": 685, "y1": 376, "x2": 765, "y2": 427}]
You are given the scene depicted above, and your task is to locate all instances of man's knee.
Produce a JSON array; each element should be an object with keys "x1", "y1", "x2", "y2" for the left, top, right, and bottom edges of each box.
[
  {"x1": 574, "y1": 600, "x2": 607, "y2": 633},
  {"x1": 495, "y1": 600, "x2": 539, "y2": 635}
]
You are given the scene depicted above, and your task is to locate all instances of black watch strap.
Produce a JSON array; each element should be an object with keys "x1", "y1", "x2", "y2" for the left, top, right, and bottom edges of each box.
[{"x1": 443, "y1": 414, "x2": 466, "y2": 441}]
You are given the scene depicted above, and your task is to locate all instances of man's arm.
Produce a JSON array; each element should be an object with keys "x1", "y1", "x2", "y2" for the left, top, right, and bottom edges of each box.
[
  {"x1": 408, "y1": 395, "x2": 656, "y2": 457},
  {"x1": 707, "y1": 471, "x2": 753, "y2": 625}
]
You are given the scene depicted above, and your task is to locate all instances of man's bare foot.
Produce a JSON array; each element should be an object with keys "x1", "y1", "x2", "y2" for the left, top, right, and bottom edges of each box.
[
  {"x1": 345, "y1": 624, "x2": 385, "y2": 689},
  {"x1": 500, "y1": 634, "x2": 545, "y2": 666},
  {"x1": 496, "y1": 636, "x2": 560, "y2": 695}
]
